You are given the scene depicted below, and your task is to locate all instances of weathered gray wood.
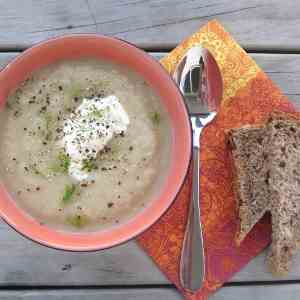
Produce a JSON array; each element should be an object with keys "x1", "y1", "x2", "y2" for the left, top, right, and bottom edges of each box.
[
  {"x1": 0, "y1": 0, "x2": 96, "y2": 50},
  {"x1": 0, "y1": 0, "x2": 300, "y2": 50},
  {"x1": 0, "y1": 288, "x2": 184, "y2": 300},
  {"x1": 0, "y1": 285, "x2": 300, "y2": 300},
  {"x1": 0, "y1": 52, "x2": 299, "y2": 286},
  {"x1": 0, "y1": 220, "x2": 167, "y2": 286}
]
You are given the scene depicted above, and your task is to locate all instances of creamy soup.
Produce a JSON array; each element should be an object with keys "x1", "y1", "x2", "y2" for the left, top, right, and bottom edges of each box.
[{"x1": 0, "y1": 59, "x2": 172, "y2": 231}]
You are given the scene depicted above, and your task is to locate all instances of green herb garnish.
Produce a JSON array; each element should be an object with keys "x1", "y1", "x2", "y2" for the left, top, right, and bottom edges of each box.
[
  {"x1": 62, "y1": 184, "x2": 78, "y2": 203},
  {"x1": 90, "y1": 108, "x2": 104, "y2": 119},
  {"x1": 44, "y1": 113, "x2": 53, "y2": 141},
  {"x1": 66, "y1": 214, "x2": 88, "y2": 228},
  {"x1": 58, "y1": 152, "x2": 71, "y2": 172},
  {"x1": 39, "y1": 113, "x2": 55, "y2": 142},
  {"x1": 110, "y1": 143, "x2": 120, "y2": 155},
  {"x1": 81, "y1": 158, "x2": 98, "y2": 172},
  {"x1": 50, "y1": 152, "x2": 71, "y2": 174},
  {"x1": 68, "y1": 83, "x2": 82, "y2": 99},
  {"x1": 93, "y1": 110, "x2": 103, "y2": 118},
  {"x1": 149, "y1": 111, "x2": 161, "y2": 125},
  {"x1": 29, "y1": 164, "x2": 46, "y2": 177}
]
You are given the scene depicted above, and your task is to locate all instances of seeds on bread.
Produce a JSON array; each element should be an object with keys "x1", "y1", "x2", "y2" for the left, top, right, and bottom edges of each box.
[
  {"x1": 228, "y1": 111, "x2": 300, "y2": 275},
  {"x1": 228, "y1": 125, "x2": 270, "y2": 244},
  {"x1": 266, "y1": 112, "x2": 300, "y2": 275}
]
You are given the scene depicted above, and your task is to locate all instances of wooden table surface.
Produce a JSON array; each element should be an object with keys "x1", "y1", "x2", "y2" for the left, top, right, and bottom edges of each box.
[{"x1": 0, "y1": 1, "x2": 300, "y2": 299}]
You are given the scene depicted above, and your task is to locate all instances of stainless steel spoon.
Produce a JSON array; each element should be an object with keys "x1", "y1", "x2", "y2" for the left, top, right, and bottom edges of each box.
[{"x1": 172, "y1": 45, "x2": 223, "y2": 293}]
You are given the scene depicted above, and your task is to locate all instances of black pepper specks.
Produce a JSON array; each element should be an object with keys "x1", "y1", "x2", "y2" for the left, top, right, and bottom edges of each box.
[{"x1": 107, "y1": 202, "x2": 114, "y2": 208}]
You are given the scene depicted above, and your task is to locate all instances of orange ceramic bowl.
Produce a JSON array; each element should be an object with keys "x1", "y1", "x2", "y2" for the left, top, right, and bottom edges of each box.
[{"x1": 0, "y1": 35, "x2": 191, "y2": 251}]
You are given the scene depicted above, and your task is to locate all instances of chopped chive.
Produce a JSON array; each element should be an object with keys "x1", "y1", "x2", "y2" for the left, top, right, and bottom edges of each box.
[
  {"x1": 149, "y1": 111, "x2": 161, "y2": 125},
  {"x1": 66, "y1": 214, "x2": 88, "y2": 228},
  {"x1": 68, "y1": 83, "x2": 82, "y2": 100},
  {"x1": 90, "y1": 108, "x2": 104, "y2": 119},
  {"x1": 62, "y1": 184, "x2": 78, "y2": 204},
  {"x1": 50, "y1": 152, "x2": 70, "y2": 174},
  {"x1": 81, "y1": 158, "x2": 98, "y2": 172}
]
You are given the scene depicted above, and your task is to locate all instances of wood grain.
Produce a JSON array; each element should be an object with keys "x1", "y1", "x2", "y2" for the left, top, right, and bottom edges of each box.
[
  {"x1": 0, "y1": 52, "x2": 299, "y2": 286},
  {"x1": 0, "y1": 285, "x2": 300, "y2": 299},
  {"x1": 0, "y1": 0, "x2": 300, "y2": 50}
]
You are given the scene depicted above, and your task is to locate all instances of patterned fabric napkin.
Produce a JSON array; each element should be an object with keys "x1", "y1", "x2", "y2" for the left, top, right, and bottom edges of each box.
[{"x1": 137, "y1": 20, "x2": 298, "y2": 300}]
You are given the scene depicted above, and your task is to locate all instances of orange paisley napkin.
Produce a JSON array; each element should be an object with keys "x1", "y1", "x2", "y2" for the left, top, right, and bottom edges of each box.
[{"x1": 137, "y1": 20, "x2": 298, "y2": 299}]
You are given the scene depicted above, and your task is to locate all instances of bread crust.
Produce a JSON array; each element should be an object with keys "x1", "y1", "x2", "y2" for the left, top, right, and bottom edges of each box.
[
  {"x1": 226, "y1": 125, "x2": 265, "y2": 245},
  {"x1": 227, "y1": 110, "x2": 300, "y2": 276},
  {"x1": 268, "y1": 110, "x2": 300, "y2": 124}
]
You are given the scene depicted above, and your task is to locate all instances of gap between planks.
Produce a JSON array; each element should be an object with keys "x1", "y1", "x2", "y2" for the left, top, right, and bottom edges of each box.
[{"x1": 3, "y1": 44, "x2": 300, "y2": 54}]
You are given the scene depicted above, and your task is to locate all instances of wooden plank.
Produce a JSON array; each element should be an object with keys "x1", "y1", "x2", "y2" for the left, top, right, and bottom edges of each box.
[
  {"x1": 0, "y1": 52, "x2": 299, "y2": 286},
  {"x1": 0, "y1": 285, "x2": 300, "y2": 300},
  {"x1": 0, "y1": 288, "x2": 184, "y2": 300},
  {"x1": 0, "y1": 0, "x2": 300, "y2": 50},
  {"x1": 0, "y1": 0, "x2": 96, "y2": 49}
]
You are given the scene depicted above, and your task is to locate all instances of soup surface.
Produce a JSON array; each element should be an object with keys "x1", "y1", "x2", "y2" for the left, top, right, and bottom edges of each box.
[{"x1": 0, "y1": 59, "x2": 171, "y2": 231}]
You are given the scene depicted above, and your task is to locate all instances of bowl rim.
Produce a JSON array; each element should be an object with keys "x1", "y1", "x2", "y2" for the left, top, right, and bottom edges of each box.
[{"x1": 0, "y1": 34, "x2": 192, "y2": 251}]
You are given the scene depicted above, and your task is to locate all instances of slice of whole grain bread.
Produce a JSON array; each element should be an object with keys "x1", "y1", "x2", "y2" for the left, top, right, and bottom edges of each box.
[
  {"x1": 228, "y1": 111, "x2": 300, "y2": 276},
  {"x1": 228, "y1": 125, "x2": 270, "y2": 244},
  {"x1": 266, "y1": 112, "x2": 300, "y2": 275}
]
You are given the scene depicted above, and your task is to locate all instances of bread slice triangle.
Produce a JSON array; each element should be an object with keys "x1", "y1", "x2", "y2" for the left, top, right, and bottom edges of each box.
[
  {"x1": 228, "y1": 111, "x2": 300, "y2": 275},
  {"x1": 228, "y1": 125, "x2": 270, "y2": 244},
  {"x1": 266, "y1": 112, "x2": 300, "y2": 275}
]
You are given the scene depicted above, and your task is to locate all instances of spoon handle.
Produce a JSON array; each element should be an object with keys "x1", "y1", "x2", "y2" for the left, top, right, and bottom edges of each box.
[{"x1": 180, "y1": 145, "x2": 205, "y2": 292}]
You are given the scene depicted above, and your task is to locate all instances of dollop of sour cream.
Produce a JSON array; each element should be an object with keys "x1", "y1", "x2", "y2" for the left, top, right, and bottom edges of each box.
[{"x1": 62, "y1": 95, "x2": 130, "y2": 181}]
